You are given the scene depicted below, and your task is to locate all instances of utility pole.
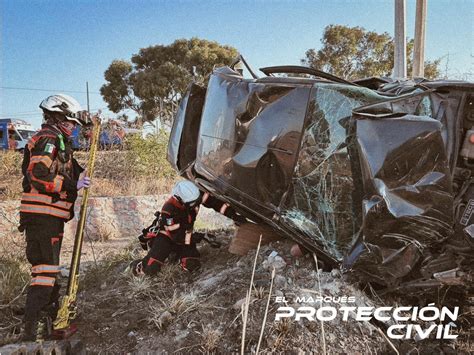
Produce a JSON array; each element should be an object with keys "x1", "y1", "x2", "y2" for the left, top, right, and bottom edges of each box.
[
  {"x1": 413, "y1": 0, "x2": 427, "y2": 78},
  {"x1": 393, "y1": 0, "x2": 407, "y2": 79},
  {"x1": 86, "y1": 82, "x2": 90, "y2": 113}
]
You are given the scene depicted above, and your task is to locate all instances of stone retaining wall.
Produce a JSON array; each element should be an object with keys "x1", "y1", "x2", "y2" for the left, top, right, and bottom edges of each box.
[{"x1": 0, "y1": 195, "x2": 232, "y2": 240}]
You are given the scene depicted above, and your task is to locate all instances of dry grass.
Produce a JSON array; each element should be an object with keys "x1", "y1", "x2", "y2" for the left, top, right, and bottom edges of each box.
[
  {"x1": 256, "y1": 268, "x2": 275, "y2": 354},
  {"x1": 0, "y1": 257, "x2": 29, "y2": 305},
  {"x1": 148, "y1": 306, "x2": 171, "y2": 330},
  {"x1": 80, "y1": 245, "x2": 137, "y2": 290},
  {"x1": 241, "y1": 235, "x2": 262, "y2": 354},
  {"x1": 0, "y1": 183, "x2": 22, "y2": 201},
  {"x1": 253, "y1": 286, "x2": 266, "y2": 300},
  {"x1": 127, "y1": 275, "x2": 154, "y2": 298},
  {"x1": 94, "y1": 223, "x2": 117, "y2": 242},
  {"x1": 159, "y1": 263, "x2": 183, "y2": 284},
  {"x1": 0, "y1": 218, "x2": 25, "y2": 260},
  {"x1": 150, "y1": 289, "x2": 194, "y2": 312},
  {"x1": 271, "y1": 317, "x2": 295, "y2": 335},
  {"x1": 0, "y1": 150, "x2": 23, "y2": 201},
  {"x1": 0, "y1": 150, "x2": 22, "y2": 176},
  {"x1": 161, "y1": 289, "x2": 200, "y2": 316},
  {"x1": 0, "y1": 255, "x2": 29, "y2": 346},
  {"x1": 0, "y1": 137, "x2": 178, "y2": 202},
  {"x1": 74, "y1": 150, "x2": 176, "y2": 197},
  {"x1": 197, "y1": 324, "x2": 222, "y2": 353},
  {"x1": 148, "y1": 289, "x2": 202, "y2": 329}
]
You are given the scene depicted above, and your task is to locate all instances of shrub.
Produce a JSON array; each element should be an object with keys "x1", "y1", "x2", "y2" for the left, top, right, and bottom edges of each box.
[
  {"x1": 0, "y1": 131, "x2": 179, "y2": 200},
  {"x1": 0, "y1": 151, "x2": 23, "y2": 200},
  {"x1": 125, "y1": 131, "x2": 177, "y2": 179},
  {"x1": 0, "y1": 151, "x2": 22, "y2": 177},
  {"x1": 0, "y1": 256, "x2": 29, "y2": 305}
]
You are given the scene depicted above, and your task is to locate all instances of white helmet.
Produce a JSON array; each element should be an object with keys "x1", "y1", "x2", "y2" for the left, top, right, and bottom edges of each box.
[
  {"x1": 172, "y1": 181, "x2": 200, "y2": 204},
  {"x1": 40, "y1": 94, "x2": 84, "y2": 125}
]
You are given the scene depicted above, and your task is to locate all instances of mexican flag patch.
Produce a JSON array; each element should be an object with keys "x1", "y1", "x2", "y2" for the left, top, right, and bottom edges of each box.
[{"x1": 44, "y1": 143, "x2": 55, "y2": 154}]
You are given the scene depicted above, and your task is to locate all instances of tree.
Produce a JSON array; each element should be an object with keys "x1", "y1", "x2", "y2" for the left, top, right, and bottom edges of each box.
[
  {"x1": 302, "y1": 25, "x2": 441, "y2": 80},
  {"x1": 101, "y1": 38, "x2": 238, "y2": 125}
]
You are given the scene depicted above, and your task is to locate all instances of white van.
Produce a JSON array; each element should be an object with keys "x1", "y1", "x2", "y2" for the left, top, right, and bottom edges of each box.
[{"x1": 0, "y1": 118, "x2": 36, "y2": 151}]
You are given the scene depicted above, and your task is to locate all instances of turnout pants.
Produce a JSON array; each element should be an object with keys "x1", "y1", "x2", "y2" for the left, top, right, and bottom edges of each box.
[
  {"x1": 142, "y1": 235, "x2": 200, "y2": 275},
  {"x1": 23, "y1": 216, "x2": 64, "y2": 322}
]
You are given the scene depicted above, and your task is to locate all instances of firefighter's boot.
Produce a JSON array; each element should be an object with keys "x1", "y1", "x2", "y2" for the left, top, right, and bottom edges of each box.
[
  {"x1": 37, "y1": 313, "x2": 53, "y2": 340},
  {"x1": 21, "y1": 319, "x2": 38, "y2": 342},
  {"x1": 129, "y1": 260, "x2": 144, "y2": 276}
]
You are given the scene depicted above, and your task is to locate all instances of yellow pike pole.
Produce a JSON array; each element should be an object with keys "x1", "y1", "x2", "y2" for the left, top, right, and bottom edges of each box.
[{"x1": 54, "y1": 114, "x2": 101, "y2": 332}]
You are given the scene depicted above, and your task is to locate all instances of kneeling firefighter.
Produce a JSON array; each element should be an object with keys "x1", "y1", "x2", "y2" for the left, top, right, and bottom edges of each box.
[
  {"x1": 130, "y1": 180, "x2": 245, "y2": 275},
  {"x1": 19, "y1": 94, "x2": 91, "y2": 341}
]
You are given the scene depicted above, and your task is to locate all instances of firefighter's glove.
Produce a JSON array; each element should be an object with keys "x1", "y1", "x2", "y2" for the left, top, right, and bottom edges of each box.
[
  {"x1": 138, "y1": 231, "x2": 157, "y2": 250},
  {"x1": 129, "y1": 260, "x2": 144, "y2": 276},
  {"x1": 138, "y1": 234, "x2": 148, "y2": 250},
  {"x1": 77, "y1": 177, "x2": 91, "y2": 190}
]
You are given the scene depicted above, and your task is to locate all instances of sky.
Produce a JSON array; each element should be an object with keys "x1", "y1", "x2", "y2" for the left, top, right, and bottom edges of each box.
[{"x1": 1, "y1": 0, "x2": 473, "y2": 129}]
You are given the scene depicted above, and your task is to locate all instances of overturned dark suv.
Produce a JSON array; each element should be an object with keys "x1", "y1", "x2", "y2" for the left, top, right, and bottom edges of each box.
[{"x1": 168, "y1": 64, "x2": 474, "y2": 294}]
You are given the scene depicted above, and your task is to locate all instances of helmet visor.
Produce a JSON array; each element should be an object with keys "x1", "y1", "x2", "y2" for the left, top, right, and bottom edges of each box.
[{"x1": 66, "y1": 110, "x2": 90, "y2": 126}]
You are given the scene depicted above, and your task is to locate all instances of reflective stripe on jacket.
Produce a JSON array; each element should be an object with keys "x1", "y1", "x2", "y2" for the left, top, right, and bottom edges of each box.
[{"x1": 20, "y1": 125, "x2": 82, "y2": 221}]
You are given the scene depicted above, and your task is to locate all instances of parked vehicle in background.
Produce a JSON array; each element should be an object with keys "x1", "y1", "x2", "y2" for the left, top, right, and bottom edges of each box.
[
  {"x1": 71, "y1": 119, "x2": 127, "y2": 150},
  {"x1": 71, "y1": 125, "x2": 88, "y2": 150},
  {"x1": 168, "y1": 63, "x2": 474, "y2": 296},
  {"x1": 99, "y1": 120, "x2": 124, "y2": 149},
  {"x1": 0, "y1": 118, "x2": 36, "y2": 151}
]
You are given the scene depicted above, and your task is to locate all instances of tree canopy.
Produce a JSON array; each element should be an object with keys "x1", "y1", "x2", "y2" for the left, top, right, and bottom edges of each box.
[
  {"x1": 101, "y1": 38, "x2": 238, "y2": 124},
  {"x1": 302, "y1": 25, "x2": 441, "y2": 80}
]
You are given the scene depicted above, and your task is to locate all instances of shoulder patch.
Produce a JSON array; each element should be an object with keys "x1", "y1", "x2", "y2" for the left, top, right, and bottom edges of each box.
[{"x1": 44, "y1": 143, "x2": 56, "y2": 154}]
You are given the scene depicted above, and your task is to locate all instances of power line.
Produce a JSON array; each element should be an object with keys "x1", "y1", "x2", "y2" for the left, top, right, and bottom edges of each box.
[
  {"x1": 4, "y1": 114, "x2": 43, "y2": 119},
  {"x1": 1, "y1": 110, "x2": 41, "y2": 115},
  {"x1": 0, "y1": 113, "x2": 43, "y2": 119},
  {"x1": 0, "y1": 86, "x2": 101, "y2": 94},
  {"x1": 0, "y1": 112, "x2": 43, "y2": 117},
  {"x1": 0, "y1": 107, "x2": 107, "y2": 121}
]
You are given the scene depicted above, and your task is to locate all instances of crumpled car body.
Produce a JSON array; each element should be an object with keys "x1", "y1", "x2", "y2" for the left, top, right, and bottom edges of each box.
[{"x1": 168, "y1": 65, "x2": 474, "y2": 293}]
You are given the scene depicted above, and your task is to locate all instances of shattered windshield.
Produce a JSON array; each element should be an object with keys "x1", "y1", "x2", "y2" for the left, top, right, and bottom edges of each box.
[{"x1": 281, "y1": 84, "x2": 392, "y2": 260}]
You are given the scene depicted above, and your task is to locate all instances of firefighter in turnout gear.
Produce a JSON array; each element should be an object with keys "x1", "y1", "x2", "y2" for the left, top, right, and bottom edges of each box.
[
  {"x1": 130, "y1": 181, "x2": 246, "y2": 276},
  {"x1": 19, "y1": 94, "x2": 90, "y2": 341}
]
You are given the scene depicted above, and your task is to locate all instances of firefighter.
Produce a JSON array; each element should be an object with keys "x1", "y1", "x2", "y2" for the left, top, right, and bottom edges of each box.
[
  {"x1": 19, "y1": 94, "x2": 90, "y2": 341},
  {"x1": 130, "y1": 180, "x2": 245, "y2": 276}
]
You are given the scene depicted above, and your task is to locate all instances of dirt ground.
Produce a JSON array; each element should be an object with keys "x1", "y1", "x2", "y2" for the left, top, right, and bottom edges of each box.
[
  {"x1": 1, "y1": 222, "x2": 472, "y2": 353},
  {"x1": 1, "y1": 138, "x2": 472, "y2": 353},
  {"x1": 73, "y1": 235, "x2": 389, "y2": 354}
]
